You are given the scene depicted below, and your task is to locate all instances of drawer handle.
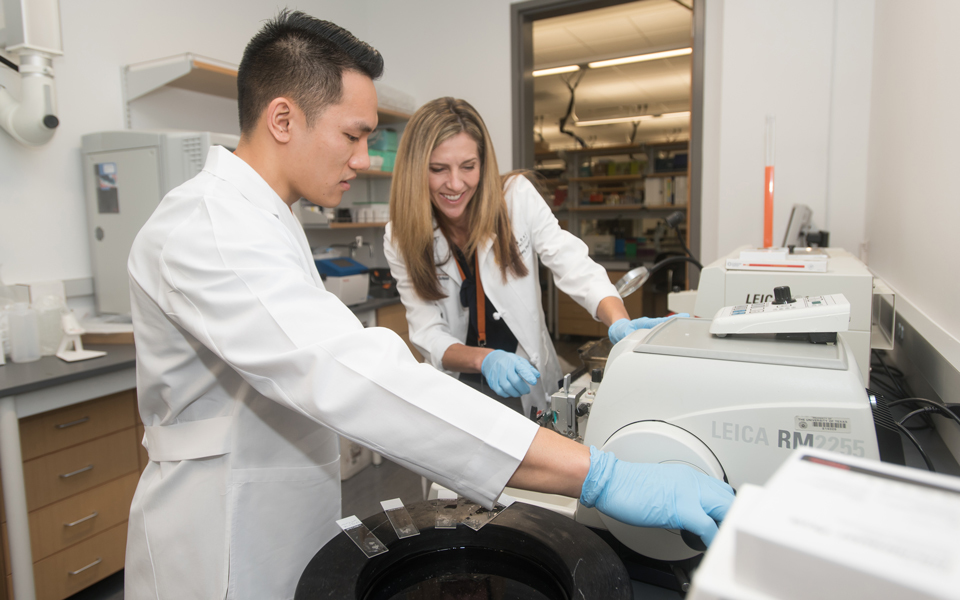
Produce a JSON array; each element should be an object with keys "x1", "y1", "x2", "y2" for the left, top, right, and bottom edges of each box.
[
  {"x1": 56, "y1": 416, "x2": 90, "y2": 429},
  {"x1": 64, "y1": 511, "x2": 99, "y2": 528},
  {"x1": 68, "y1": 558, "x2": 102, "y2": 576},
  {"x1": 60, "y1": 464, "x2": 94, "y2": 479}
]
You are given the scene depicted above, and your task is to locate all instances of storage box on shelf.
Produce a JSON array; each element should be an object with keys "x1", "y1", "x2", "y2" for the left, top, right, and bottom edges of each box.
[
  {"x1": 536, "y1": 142, "x2": 689, "y2": 236},
  {"x1": 2, "y1": 390, "x2": 140, "y2": 600}
]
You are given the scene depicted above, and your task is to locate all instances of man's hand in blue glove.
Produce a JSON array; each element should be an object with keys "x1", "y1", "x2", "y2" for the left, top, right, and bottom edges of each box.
[
  {"x1": 580, "y1": 446, "x2": 734, "y2": 547},
  {"x1": 480, "y1": 350, "x2": 540, "y2": 398},
  {"x1": 608, "y1": 313, "x2": 689, "y2": 344}
]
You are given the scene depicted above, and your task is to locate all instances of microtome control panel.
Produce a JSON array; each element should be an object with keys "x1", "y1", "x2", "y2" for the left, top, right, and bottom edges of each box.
[{"x1": 710, "y1": 288, "x2": 851, "y2": 336}]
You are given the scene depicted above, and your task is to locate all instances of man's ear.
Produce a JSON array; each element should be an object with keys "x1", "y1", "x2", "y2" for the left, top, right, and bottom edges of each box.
[{"x1": 264, "y1": 97, "x2": 295, "y2": 143}]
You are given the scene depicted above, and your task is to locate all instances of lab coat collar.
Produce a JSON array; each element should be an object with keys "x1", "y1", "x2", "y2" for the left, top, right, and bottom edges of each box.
[
  {"x1": 203, "y1": 146, "x2": 321, "y2": 286},
  {"x1": 202, "y1": 146, "x2": 287, "y2": 219},
  {"x1": 432, "y1": 222, "x2": 496, "y2": 284},
  {"x1": 433, "y1": 226, "x2": 461, "y2": 284}
]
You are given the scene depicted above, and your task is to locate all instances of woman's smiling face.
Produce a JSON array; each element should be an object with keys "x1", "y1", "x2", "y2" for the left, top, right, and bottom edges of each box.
[{"x1": 427, "y1": 131, "x2": 481, "y2": 226}]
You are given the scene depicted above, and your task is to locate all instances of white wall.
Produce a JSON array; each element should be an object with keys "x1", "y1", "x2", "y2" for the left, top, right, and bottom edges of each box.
[
  {"x1": 701, "y1": 0, "x2": 960, "y2": 370},
  {"x1": 364, "y1": 0, "x2": 518, "y2": 170},
  {"x1": 0, "y1": 0, "x2": 368, "y2": 293},
  {"x1": 700, "y1": 0, "x2": 875, "y2": 265},
  {"x1": 864, "y1": 0, "x2": 960, "y2": 366},
  {"x1": 0, "y1": 0, "x2": 520, "y2": 305}
]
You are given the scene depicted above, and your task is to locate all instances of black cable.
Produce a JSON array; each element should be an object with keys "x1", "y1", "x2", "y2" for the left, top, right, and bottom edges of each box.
[
  {"x1": 662, "y1": 211, "x2": 700, "y2": 268},
  {"x1": 899, "y1": 407, "x2": 937, "y2": 427},
  {"x1": 870, "y1": 359, "x2": 905, "y2": 378},
  {"x1": 868, "y1": 380, "x2": 903, "y2": 400},
  {"x1": 873, "y1": 349, "x2": 906, "y2": 397},
  {"x1": 651, "y1": 252, "x2": 702, "y2": 274},
  {"x1": 0, "y1": 53, "x2": 18, "y2": 72},
  {"x1": 887, "y1": 398, "x2": 960, "y2": 430},
  {"x1": 894, "y1": 421, "x2": 935, "y2": 471},
  {"x1": 869, "y1": 388, "x2": 933, "y2": 430}
]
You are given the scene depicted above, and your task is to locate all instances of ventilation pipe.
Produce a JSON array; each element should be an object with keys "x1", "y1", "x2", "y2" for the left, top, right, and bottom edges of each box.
[{"x1": 0, "y1": 0, "x2": 63, "y2": 146}]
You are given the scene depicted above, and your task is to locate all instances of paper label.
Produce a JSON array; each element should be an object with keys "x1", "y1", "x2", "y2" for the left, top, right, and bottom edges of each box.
[{"x1": 796, "y1": 416, "x2": 850, "y2": 433}]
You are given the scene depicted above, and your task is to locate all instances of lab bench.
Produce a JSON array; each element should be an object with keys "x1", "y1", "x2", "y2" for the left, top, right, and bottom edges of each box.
[{"x1": 0, "y1": 346, "x2": 137, "y2": 600}]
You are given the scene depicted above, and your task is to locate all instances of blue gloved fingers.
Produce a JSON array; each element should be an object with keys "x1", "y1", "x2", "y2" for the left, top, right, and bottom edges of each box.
[
  {"x1": 481, "y1": 350, "x2": 540, "y2": 398},
  {"x1": 636, "y1": 313, "x2": 687, "y2": 329},
  {"x1": 502, "y1": 360, "x2": 540, "y2": 397},
  {"x1": 679, "y1": 509, "x2": 721, "y2": 547},
  {"x1": 608, "y1": 319, "x2": 633, "y2": 344},
  {"x1": 516, "y1": 361, "x2": 541, "y2": 385},
  {"x1": 698, "y1": 476, "x2": 736, "y2": 524},
  {"x1": 580, "y1": 449, "x2": 736, "y2": 548},
  {"x1": 671, "y1": 470, "x2": 734, "y2": 547},
  {"x1": 609, "y1": 313, "x2": 692, "y2": 344},
  {"x1": 500, "y1": 370, "x2": 528, "y2": 397}
]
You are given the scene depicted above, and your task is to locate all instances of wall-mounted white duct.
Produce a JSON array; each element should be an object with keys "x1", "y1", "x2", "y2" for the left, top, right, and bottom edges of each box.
[{"x1": 0, "y1": 0, "x2": 63, "y2": 146}]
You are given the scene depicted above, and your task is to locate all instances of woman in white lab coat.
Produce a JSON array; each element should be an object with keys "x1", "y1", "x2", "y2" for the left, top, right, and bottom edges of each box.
[{"x1": 385, "y1": 98, "x2": 676, "y2": 417}]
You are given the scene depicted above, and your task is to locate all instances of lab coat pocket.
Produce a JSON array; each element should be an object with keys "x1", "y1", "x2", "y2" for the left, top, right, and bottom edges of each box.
[{"x1": 226, "y1": 459, "x2": 340, "y2": 600}]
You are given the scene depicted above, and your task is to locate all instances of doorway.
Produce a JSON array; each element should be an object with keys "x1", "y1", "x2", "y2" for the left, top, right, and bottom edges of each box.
[{"x1": 511, "y1": 0, "x2": 705, "y2": 274}]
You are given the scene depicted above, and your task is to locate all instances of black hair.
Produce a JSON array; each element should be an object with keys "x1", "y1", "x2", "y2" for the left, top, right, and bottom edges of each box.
[{"x1": 237, "y1": 9, "x2": 384, "y2": 133}]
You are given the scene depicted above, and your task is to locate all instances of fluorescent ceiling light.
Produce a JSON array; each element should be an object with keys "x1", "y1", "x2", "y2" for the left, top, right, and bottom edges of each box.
[
  {"x1": 533, "y1": 64, "x2": 581, "y2": 77},
  {"x1": 588, "y1": 47, "x2": 692, "y2": 69},
  {"x1": 575, "y1": 110, "x2": 691, "y2": 127}
]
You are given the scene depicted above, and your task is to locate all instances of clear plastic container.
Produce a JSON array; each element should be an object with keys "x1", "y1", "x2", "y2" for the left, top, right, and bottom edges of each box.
[
  {"x1": 8, "y1": 302, "x2": 41, "y2": 363},
  {"x1": 35, "y1": 295, "x2": 65, "y2": 356},
  {"x1": 0, "y1": 265, "x2": 17, "y2": 359}
]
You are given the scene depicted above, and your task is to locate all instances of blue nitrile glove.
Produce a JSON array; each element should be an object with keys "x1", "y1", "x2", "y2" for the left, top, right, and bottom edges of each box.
[
  {"x1": 580, "y1": 446, "x2": 735, "y2": 547},
  {"x1": 480, "y1": 350, "x2": 541, "y2": 398},
  {"x1": 608, "y1": 313, "x2": 689, "y2": 344}
]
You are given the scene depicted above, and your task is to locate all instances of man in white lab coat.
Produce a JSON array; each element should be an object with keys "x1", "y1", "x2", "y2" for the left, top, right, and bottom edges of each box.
[{"x1": 124, "y1": 10, "x2": 734, "y2": 600}]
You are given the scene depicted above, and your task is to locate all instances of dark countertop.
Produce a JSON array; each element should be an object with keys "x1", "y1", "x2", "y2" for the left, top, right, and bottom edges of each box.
[
  {"x1": 0, "y1": 300, "x2": 398, "y2": 399},
  {"x1": 590, "y1": 255, "x2": 655, "y2": 269},
  {"x1": 348, "y1": 296, "x2": 401, "y2": 313},
  {"x1": 0, "y1": 345, "x2": 136, "y2": 399}
]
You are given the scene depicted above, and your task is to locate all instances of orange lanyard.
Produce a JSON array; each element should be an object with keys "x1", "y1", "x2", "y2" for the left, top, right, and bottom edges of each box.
[{"x1": 454, "y1": 251, "x2": 486, "y2": 347}]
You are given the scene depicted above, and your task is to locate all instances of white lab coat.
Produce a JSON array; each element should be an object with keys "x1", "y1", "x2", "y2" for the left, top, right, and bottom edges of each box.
[
  {"x1": 124, "y1": 146, "x2": 539, "y2": 600},
  {"x1": 384, "y1": 176, "x2": 619, "y2": 416}
]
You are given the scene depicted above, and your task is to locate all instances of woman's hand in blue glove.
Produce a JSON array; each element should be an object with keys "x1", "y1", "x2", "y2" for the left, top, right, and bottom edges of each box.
[
  {"x1": 608, "y1": 313, "x2": 689, "y2": 344},
  {"x1": 480, "y1": 350, "x2": 541, "y2": 398},
  {"x1": 579, "y1": 446, "x2": 734, "y2": 547}
]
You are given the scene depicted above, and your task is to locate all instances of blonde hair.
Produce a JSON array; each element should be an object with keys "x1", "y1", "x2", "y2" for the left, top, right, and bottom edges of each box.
[{"x1": 390, "y1": 97, "x2": 528, "y2": 301}]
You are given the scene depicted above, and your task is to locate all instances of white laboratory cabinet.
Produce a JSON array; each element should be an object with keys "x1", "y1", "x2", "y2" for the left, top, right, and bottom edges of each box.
[{"x1": 80, "y1": 131, "x2": 239, "y2": 315}]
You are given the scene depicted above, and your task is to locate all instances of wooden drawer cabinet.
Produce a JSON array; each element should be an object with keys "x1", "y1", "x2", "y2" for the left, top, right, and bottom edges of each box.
[
  {"x1": 7, "y1": 523, "x2": 127, "y2": 600},
  {"x1": 0, "y1": 525, "x2": 5, "y2": 600},
  {"x1": 2, "y1": 391, "x2": 140, "y2": 600},
  {"x1": 376, "y1": 302, "x2": 423, "y2": 362},
  {"x1": 2, "y1": 472, "x2": 138, "y2": 571},
  {"x1": 23, "y1": 429, "x2": 139, "y2": 511},
  {"x1": 136, "y1": 425, "x2": 148, "y2": 471},
  {"x1": 19, "y1": 391, "x2": 136, "y2": 462}
]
